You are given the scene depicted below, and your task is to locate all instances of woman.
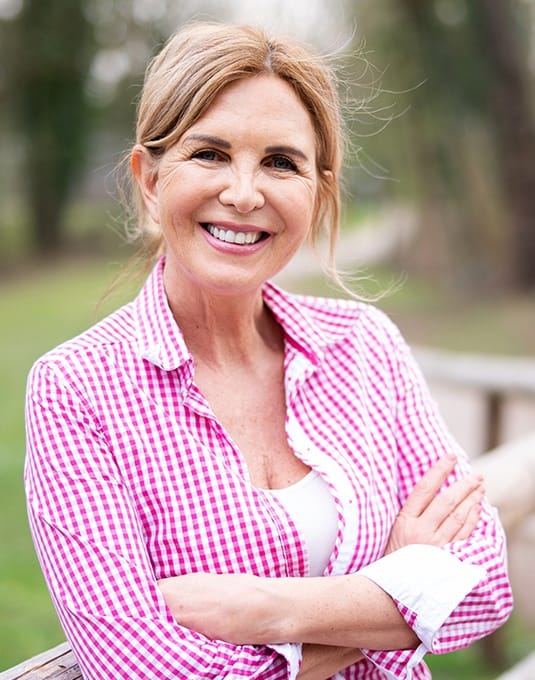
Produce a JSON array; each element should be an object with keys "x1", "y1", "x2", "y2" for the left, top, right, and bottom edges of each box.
[{"x1": 25, "y1": 22, "x2": 512, "y2": 680}]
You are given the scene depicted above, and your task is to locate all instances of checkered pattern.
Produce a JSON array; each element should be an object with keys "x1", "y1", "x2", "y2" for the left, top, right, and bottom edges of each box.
[{"x1": 25, "y1": 258, "x2": 512, "y2": 679}]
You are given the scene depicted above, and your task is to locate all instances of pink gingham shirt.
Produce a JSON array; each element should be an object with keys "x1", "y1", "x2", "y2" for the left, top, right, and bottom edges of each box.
[{"x1": 25, "y1": 258, "x2": 512, "y2": 680}]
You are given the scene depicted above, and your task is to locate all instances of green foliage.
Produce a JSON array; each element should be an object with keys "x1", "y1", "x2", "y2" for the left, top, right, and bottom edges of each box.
[
  {"x1": 0, "y1": 256, "x2": 135, "y2": 669},
  {"x1": 288, "y1": 264, "x2": 535, "y2": 356},
  {"x1": 348, "y1": 0, "x2": 535, "y2": 292},
  {"x1": 9, "y1": 0, "x2": 95, "y2": 252}
]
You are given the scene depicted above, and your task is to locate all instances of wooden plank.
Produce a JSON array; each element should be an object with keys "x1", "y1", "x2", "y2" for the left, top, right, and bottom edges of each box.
[
  {"x1": 414, "y1": 347, "x2": 535, "y2": 397},
  {"x1": 0, "y1": 643, "x2": 81, "y2": 680},
  {"x1": 473, "y1": 433, "x2": 535, "y2": 670},
  {"x1": 472, "y1": 431, "x2": 535, "y2": 532}
]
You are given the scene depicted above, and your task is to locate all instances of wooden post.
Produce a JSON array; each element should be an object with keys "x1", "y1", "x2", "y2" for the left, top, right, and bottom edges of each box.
[
  {"x1": 480, "y1": 390, "x2": 507, "y2": 669},
  {"x1": 484, "y1": 390, "x2": 505, "y2": 452}
]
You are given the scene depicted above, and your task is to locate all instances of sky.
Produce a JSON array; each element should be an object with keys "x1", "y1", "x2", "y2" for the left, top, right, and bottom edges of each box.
[
  {"x1": 0, "y1": 0, "x2": 356, "y2": 52},
  {"x1": 0, "y1": 0, "x2": 20, "y2": 20},
  {"x1": 223, "y1": 0, "x2": 353, "y2": 48},
  {"x1": 0, "y1": 0, "x2": 360, "y2": 105},
  {"x1": 164, "y1": 0, "x2": 356, "y2": 53}
]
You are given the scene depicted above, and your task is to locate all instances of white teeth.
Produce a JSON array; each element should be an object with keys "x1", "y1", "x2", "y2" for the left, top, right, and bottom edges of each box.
[{"x1": 206, "y1": 224, "x2": 263, "y2": 245}]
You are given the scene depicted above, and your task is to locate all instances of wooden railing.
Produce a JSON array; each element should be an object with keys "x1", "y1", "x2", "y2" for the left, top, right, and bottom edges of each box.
[
  {"x1": 416, "y1": 346, "x2": 535, "y2": 535},
  {"x1": 414, "y1": 347, "x2": 535, "y2": 452},
  {"x1": 416, "y1": 347, "x2": 535, "y2": 679},
  {"x1": 0, "y1": 642, "x2": 79, "y2": 679},
  {"x1": 473, "y1": 432, "x2": 535, "y2": 678},
  {"x1": 2, "y1": 348, "x2": 534, "y2": 680},
  {"x1": 472, "y1": 431, "x2": 535, "y2": 533}
]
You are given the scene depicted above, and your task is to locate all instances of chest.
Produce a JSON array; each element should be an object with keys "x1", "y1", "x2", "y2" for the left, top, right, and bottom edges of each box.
[
  {"x1": 98, "y1": 351, "x2": 400, "y2": 578},
  {"x1": 192, "y1": 360, "x2": 309, "y2": 489}
]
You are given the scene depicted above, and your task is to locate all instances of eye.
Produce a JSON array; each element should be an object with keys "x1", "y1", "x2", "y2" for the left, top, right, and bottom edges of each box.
[
  {"x1": 191, "y1": 149, "x2": 225, "y2": 162},
  {"x1": 265, "y1": 155, "x2": 298, "y2": 172}
]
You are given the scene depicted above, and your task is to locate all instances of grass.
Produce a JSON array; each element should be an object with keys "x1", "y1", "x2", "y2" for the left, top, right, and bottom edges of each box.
[
  {"x1": 0, "y1": 256, "x2": 136, "y2": 669},
  {"x1": 427, "y1": 616, "x2": 535, "y2": 679},
  {"x1": 286, "y1": 266, "x2": 535, "y2": 357},
  {"x1": 1, "y1": 254, "x2": 534, "y2": 674}
]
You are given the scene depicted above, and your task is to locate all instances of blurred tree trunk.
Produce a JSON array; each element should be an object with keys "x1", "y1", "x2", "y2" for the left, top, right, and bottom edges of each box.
[
  {"x1": 396, "y1": 0, "x2": 535, "y2": 292},
  {"x1": 393, "y1": 0, "x2": 487, "y2": 287},
  {"x1": 13, "y1": 0, "x2": 94, "y2": 254},
  {"x1": 476, "y1": 0, "x2": 535, "y2": 291}
]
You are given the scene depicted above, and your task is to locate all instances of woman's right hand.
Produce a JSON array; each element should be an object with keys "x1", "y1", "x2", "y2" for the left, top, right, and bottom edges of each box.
[{"x1": 385, "y1": 454, "x2": 485, "y2": 555}]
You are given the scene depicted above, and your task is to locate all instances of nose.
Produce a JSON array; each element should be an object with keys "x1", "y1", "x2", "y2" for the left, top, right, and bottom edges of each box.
[{"x1": 218, "y1": 168, "x2": 265, "y2": 213}]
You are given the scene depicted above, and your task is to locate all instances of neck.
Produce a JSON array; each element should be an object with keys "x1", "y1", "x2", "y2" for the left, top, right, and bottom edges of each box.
[{"x1": 164, "y1": 278, "x2": 282, "y2": 368}]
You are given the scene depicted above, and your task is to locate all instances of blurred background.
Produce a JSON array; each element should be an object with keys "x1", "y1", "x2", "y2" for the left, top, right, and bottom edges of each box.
[{"x1": 1, "y1": 0, "x2": 534, "y2": 677}]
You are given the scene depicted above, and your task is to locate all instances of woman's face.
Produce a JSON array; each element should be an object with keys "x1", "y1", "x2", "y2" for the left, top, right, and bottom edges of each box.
[{"x1": 133, "y1": 74, "x2": 320, "y2": 300}]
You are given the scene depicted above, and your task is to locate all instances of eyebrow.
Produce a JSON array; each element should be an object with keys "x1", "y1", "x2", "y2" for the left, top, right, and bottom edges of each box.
[
  {"x1": 183, "y1": 134, "x2": 309, "y2": 162},
  {"x1": 183, "y1": 134, "x2": 232, "y2": 149},
  {"x1": 265, "y1": 145, "x2": 309, "y2": 162}
]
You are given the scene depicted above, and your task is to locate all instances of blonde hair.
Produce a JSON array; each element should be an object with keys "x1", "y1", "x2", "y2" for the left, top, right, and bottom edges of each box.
[{"x1": 129, "y1": 21, "x2": 344, "y2": 277}]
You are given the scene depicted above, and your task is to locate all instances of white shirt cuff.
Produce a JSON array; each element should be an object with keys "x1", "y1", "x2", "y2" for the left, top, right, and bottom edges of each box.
[
  {"x1": 268, "y1": 642, "x2": 302, "y2": 679},
  {"x1": 358, "y1": 544, "x2": 486, "y2": 650}
]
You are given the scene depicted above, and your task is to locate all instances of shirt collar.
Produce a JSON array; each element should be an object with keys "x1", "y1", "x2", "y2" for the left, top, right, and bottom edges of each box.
[
  {"x1": 261, "y1": 280, "x2": 328, "y2": 366},
  {"x1": 133, "y1": 257, "x2": 192, "y2": 371},
  {"x1": 133, "y1": 258, "x2": 353, "y2": 372}
]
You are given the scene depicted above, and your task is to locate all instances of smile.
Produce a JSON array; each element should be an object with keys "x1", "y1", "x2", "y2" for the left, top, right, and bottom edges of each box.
[{"x1": 202, "y1": 223, "x2": 267, "y2": 245}]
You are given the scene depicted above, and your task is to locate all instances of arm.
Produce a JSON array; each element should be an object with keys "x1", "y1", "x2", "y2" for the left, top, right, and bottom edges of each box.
[
  {"x1": 379, "y1": 333, "x2": 513, "y2": 654},
  {"x1": 159, "y1": 570, "x2": 419, "y2": 649},
  {"x1": 25, "y1": 361, "x2": 298, "y2": 680},
  {"x1": 158, "y1": 312, "x2": 510, "y2": 677},
  {"x1": 158, "y1": 456, "x2": 483, "y2": 648},
  {"x1": 344, "y1": 320, "x2": 513, "y2": 677}
]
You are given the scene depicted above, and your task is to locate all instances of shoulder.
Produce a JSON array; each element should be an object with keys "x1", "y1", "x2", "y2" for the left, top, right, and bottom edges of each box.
[
  {"x1": 28, "y1": 302, "x2": 136, "y2": 384},
  {"x1": 288, "y1": 291, "x2": 404, "y2": 347}
]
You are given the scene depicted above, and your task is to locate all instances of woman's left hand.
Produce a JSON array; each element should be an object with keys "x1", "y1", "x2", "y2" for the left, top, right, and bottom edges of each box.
[{"x1": 385, "y1": 454, "x2": 484, "y2": 554}]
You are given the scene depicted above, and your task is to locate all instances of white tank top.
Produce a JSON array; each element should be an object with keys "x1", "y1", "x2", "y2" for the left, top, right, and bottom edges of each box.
[{"x1": 266, "y1": 470, "x2": 339, "y2": 576}]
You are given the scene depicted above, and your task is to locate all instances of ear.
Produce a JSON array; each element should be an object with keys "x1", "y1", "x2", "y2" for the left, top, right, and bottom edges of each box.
[
  {"x1": 321, "y1": 169, "x2": 334, "y2": 188},
  {"x1": 130, "y1": 144, "x2": 161, "y2": 224},
  {"x1": 314, "y1": 168, "x2": 334, "y2": 211}
]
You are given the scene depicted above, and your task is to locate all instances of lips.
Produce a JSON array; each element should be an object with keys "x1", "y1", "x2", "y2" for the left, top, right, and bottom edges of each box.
[{"x1": 201, "y1": 223, "x2": 268, "y2": 245}]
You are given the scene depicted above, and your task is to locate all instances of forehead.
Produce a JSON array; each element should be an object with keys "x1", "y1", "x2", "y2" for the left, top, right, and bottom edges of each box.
[{"x1": 188, "y1": 74, "x2": 317, "y2": 149}]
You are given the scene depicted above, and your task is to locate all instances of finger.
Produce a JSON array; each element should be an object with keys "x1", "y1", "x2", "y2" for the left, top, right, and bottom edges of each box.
[
  {"x1": 422, "y1": 473, "x2": 484, "y2": 528},
  {"x1": 450, "y1": 498, "x2": 484, "y2": 543},
  {"x1": 401, "y1": 455, "x2": 458, "y2": 517},
  {"x1": 434, "y1": 485, "x2": 485, "y2": 544}
]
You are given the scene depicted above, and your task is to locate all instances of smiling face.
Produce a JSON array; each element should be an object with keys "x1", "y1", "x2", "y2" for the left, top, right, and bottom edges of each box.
[{"x1": 132, "y1": 74, "x2": 319, "y2": 301}]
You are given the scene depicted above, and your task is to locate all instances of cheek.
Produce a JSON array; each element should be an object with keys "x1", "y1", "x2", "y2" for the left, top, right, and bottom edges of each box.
[
  {"x1": 279, "y1": 182, "x2": 317, "y2": 223},
  {"x1": 158, "y1": 175, "x2": 205, "y2": 219}
]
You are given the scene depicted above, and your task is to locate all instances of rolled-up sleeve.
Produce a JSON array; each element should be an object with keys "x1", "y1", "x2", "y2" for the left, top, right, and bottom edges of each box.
[
  {"x1": 353, "y1": 321, "x2": 513, "y2": 680},
  {"x1": 25, "y1": 360, "x2": 300, "y2": 680}
]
